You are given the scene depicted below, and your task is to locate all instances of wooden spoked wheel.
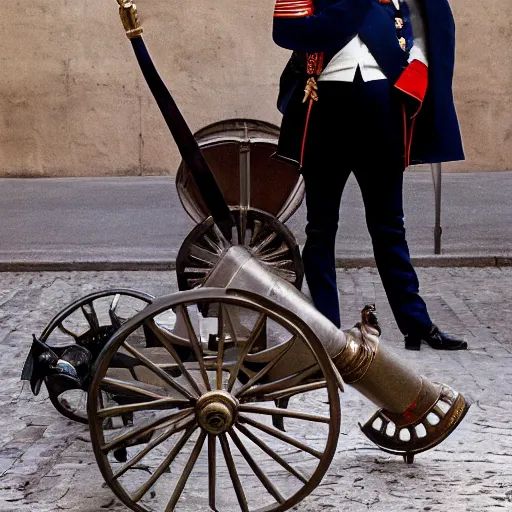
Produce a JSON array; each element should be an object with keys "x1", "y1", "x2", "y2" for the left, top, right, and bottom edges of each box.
[
  {"x1": 88, "y1": 288, "x2": 341, "y2": 512},
  {"x1": 176, "y1": 208, "x2": 304, "y2": 292},
  {"x1": 38, "y1": 289, "x2": 154, "y2": 423}
]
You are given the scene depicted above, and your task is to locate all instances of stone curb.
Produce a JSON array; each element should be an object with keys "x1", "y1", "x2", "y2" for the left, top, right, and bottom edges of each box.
[
  {"x1": 337, "y1": 254, "x2": 512, "y2": 268},
  {"x1": 0, "y1": 254, "x2": 511, "y2": 272}
]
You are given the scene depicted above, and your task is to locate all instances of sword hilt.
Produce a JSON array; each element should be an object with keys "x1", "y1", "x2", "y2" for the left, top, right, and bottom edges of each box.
[
  {"x1": 113, "y1": 1, "x2": 234, "y2": 240},
  {"x1": 117, "y1": 0, "x2": 144, "y2": 39}
]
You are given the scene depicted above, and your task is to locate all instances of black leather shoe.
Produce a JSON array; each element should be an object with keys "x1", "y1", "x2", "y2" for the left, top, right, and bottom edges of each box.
[{"x1": 404, "y1": 325, "x2": 468, "y2": 351}]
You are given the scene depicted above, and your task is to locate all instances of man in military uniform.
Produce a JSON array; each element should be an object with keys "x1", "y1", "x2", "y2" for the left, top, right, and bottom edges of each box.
[{"x1": 272, "y1": 0, "x2": 468, "y2": 350}]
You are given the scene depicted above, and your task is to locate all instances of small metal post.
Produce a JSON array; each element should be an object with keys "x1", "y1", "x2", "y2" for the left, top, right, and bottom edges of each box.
[{"x1": 431, "y1": 163, "x2": 442, "y2": 255}]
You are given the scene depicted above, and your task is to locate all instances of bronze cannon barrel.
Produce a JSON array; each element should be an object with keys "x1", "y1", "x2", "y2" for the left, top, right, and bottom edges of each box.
[
  {"x1": 203, "y1": 245, "x2": 469, "y2": 458},
  {"x1": 203, "y1": 245, "x2": 424, "y2": 412}
]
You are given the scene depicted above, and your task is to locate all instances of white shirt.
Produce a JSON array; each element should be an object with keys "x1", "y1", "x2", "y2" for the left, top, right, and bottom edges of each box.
[{"x1": 318, "y1": 0, "x2": 428, "y2": 82}]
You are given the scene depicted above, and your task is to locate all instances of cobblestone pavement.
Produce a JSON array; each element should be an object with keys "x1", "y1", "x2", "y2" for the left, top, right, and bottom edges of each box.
[{"x1": 0, "y1": 268, "x2": 511, "y2": 511}]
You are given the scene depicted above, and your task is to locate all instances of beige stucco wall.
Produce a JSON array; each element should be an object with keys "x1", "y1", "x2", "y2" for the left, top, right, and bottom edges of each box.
[{"x1": 1, "y1": 0, "x2": 510, "y2": 177}]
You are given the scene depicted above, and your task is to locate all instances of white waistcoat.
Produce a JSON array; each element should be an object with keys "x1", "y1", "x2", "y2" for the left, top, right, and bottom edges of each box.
[{"x1": 318, "y1": 0, "x2": 428, "y2": 83}]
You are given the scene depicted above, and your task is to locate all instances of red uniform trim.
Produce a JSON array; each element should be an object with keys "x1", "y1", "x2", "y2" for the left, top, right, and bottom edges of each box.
[
  {"x1": 274, "y1": 0, "x2": 314, "y2": 18},
  {"x1": 402, "y1": 103, "x2": 408, "y2": 168},
  {"x1": 395, "y1": 59, "x2": 428, "y2": 118},
  {"x1": 300, "y1": 99, "x2": 315, "y2": 167},
  {"x1": 397, "y1": 60, "x2": 428, "y2": 168},
  {"x1": 274, "y1": 0, "x2": 318, "y2": 167},
  {"x1": 402, "y1": 103, "x2": 419, "y2": 168},
  {"x1": 299, "y1": 52, "x2": 324, "y2": 168}
]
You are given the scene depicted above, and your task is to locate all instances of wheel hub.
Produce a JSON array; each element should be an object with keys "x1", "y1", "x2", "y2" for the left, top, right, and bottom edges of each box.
[{"x1": 195, "y1": 390, "x2": 238, "y2": 435}]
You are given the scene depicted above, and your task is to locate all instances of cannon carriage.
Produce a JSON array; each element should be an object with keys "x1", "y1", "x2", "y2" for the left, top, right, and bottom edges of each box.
[{"x1": 21, "y1": 2, "x2": 470, "y2": 511}]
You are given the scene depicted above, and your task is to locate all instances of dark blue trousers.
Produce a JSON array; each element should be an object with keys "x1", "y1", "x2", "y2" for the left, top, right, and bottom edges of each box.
[{"x1": 301, "y1": 71, "x2": 433, "y2": 335}]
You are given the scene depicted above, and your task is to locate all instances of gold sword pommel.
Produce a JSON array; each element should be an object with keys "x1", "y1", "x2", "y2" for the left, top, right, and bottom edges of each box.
[{"x1": 117, "y1": 0, "x2": 143, "y2": 39}]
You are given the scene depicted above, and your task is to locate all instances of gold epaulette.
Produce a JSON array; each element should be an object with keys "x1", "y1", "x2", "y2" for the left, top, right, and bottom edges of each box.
[{"x1": 274, "y1": 0, "x2": 314, "y2": 18}]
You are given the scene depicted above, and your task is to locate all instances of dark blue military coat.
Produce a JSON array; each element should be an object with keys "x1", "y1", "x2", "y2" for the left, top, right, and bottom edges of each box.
[{"x1": 273, "y1": 0, "x2": 465, "y2": 165}]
